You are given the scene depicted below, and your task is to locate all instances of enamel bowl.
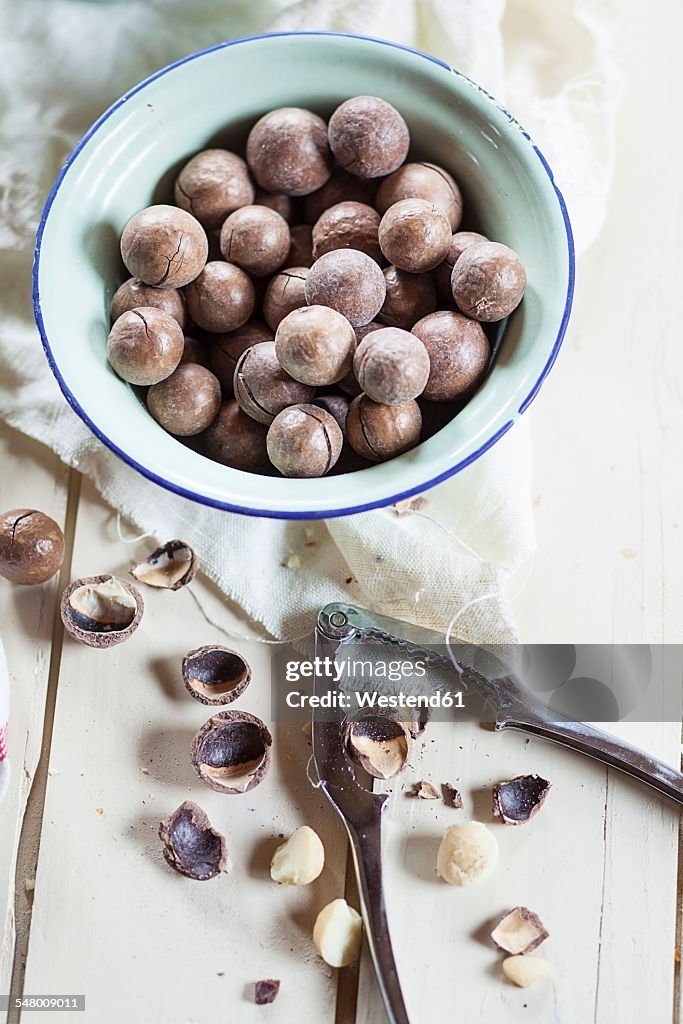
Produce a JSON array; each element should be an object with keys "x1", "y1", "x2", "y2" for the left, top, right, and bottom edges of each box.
[{"x1": 34, "y1": 31, "x2": 574, "y2": 519}]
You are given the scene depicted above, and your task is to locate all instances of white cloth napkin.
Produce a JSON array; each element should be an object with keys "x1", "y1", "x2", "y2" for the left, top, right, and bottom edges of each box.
[{"x1": 0, "y1": 1, "x2": 621, "y2": 677}]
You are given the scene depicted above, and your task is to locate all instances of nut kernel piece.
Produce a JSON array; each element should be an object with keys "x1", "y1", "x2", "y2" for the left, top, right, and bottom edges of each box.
[
  {"x1": 158, "y1": 800, "x2": 227, "y2": 881},
  {"x1": 130, "y1": 539, "x2": 196, "y2": 590},
  {"x1": 491, "y1": 907, "x2": 549, "y2": 955},
  {"x1": 437, "y1": 822, "x2": 498, "y2": 886},
  {"x1": 492, "y1": 774, "x2": 552, "y2": 825},
  {"x1": 313, "y1": 899, "x2": 363, "y2": 968},
  {"x1": 60, "y1": 575, "x2": 144, "y2": 648},
  {"x1": 502, "y1": 955, "x2": 551, "y2": 989},
  {"x1": 270, "y1": 825, "x2": 325, "y2": 886},
  {"x1": 0, "y1": 509, "x2": 65, "y2": 585}
]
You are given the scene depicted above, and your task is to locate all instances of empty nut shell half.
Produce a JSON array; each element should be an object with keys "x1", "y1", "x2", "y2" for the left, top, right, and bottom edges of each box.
[
  {"x1": 344, "y1": 715, "x2": 411, "y2": 780},
  {"x1": 60, "y1": 575, "x2": 144, "y2": 647},
  {"x1": 130, "y1": 539, "x2": 196, "y2": 591},
  {"x1": 158, "y1": 800, "x2": 227, "y2": 880},
  {"x1": 182, "y1": 645, "x2": 251, "y2": 705},
  {"x1": 491, "y1": 906, "x2": 549, "y2": 955},
  {"x1": 492, "y1": 774, "x2": 552, "y2": 825},
  {"x1": 192, "y1": 710, "x2": 272, "y2": 794}
]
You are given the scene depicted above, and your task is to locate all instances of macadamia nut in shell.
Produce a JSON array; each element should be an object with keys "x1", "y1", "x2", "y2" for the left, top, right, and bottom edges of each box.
[
  {"x1": 219, "y1": 205, "x2": 291, "y2": 278},
  {"x1": 378, "y1": 199, "x2": 451, "y2": 274},
  {"x1": 275, "y1": 305, "x2": 356, "y2": 386},
  {"x1": 347, "y1": 396, "x2": 422, "y2": 462},
  {"x1": 110, "y1": 278, "x2": 186, "y2": 329},
  {"x1": 106, "y1": 307, "x2": 184, "y2": 386},
  {"x1": 246, "y1": 107, "x2": 332, "y2": 196},
  {"x1": 451, "y1": 241, "x2": 527, "y2": 322},
  {"x1": 174, "y1": 149, "x2": 254, "y2": 230},
  {"x1": 412, "y1": 310, "x2": 490, "y2": 402},
  {"x1": 376, "y1": 162, "x2": 463, "y2": 230},
  {"x1": 0, "y1": 509, "x2": 65, "y2": 585},
  {"x1": 305, "y1": 248, "x2": 386, "y2": 328},
  {"x1": 147, "y1": 363, "x2": 221, "y2": 436},
  {"x1": 267, "y1": 405, "x2": 343, "y2": 477},
  {"x1": 234, "y1": 342, "x2": 315, "y2": 425},
  {"x1": 120, "y1": 205, "x2": 208, "y2": 288},
  {"x1": 185, "y1": 261, "x2": 255, "y2": 334},
  {"x1": 354, "y1": 327, "x2": 430, "y2": 405},
  {"x1": 312, "y1": 201, "x2": 381, "y2": 262},
  {"x1": 328, "y1": 96, "x2": 409, "y2": 178}
]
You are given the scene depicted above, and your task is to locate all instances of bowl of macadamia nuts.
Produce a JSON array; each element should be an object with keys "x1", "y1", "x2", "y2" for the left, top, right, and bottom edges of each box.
[{"x1": 34, "y1": 32, "x2": 574, "y2": 518}]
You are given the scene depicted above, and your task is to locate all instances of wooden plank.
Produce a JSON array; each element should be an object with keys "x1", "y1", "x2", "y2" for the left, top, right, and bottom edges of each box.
[
  {"x1": 20, "y1": 478, "x2": 347, "y2": 1023},
  {"x1": 0, "y1": 424, "x2": 70, "y2": 1010}
]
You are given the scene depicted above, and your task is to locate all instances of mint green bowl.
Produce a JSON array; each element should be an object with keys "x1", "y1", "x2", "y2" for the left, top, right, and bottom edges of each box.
[{"x1": 34, "y1": 31, "x2": 574, "y2": 519}]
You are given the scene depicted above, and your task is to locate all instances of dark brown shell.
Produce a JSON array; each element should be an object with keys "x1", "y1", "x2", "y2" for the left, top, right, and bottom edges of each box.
[
  {"x1": 130, "y1": 540, "x2": 196, "y2": 591},
  {"x1": 182, "y1": 645, "x2": 251, "y2": 705},
  {"x1": 492, "y1": 774, "x2": 552, "y2": 825},
  {"x1": 159, "y1": 800, "x2": 227, "y2": 880},
  {"x1": 254, "y1": 979, "x2": 281, "y2": 1005},
  {"x1": 60, "y1": 575, "x2": 144, "y2": 648},
  {"x1": 191, "y1": 710, "x2": 272, "y2": 794}
]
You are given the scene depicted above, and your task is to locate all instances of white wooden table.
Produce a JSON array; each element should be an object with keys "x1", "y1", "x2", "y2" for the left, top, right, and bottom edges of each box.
[{"x1": 1, "y1": 6, "x2": 682, "y2": 1023}]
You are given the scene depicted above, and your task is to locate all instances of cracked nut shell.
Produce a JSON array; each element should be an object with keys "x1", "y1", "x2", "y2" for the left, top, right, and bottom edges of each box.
[
  {"x1": 60, "y1": 575, "x2": 144, "y2": 647},
  {"x1": 110, "y1": 277, "x2": 187, "y2": 329},
  {"x1": 353, "y1": 327, "x2": 430, "y2": 405},
  {"x1": 305, "y1": 248, "x2": 386, "y2": 328},
  {"x1": 347, "y1": 395, "x2": 422, "y2": 462},
  {"x1": 267, "y1": 404, "x2": 343, "y2": 477},
  {"x1": 219, "y1": 205, "x2": 291, "y2": 278},
  {"x1": 107, "y1": 307, "x2": 184, "y2": 386},
  {"x1": 451, "y1": 240, "x2": 527, "y2": 322},
  {"x1": 0, "y1": 509, "x2": 65, "y2": 585},
  {"x1": 234, "y1": 341, "x2": 315, "y2": 425},
  {"x1": 174, "y1": 149, "x2": 254, "y2": 230},
  {"x1": 159, "y1": 800, "x2": 227, "y2": 880},
  {"x1": 412, "y1": 310, "x2": 490, "y2": 402},
  {"x1": 492, "y1": 774, "x2": 552, "y2": 825},
  {"x1": 182, "y1": 645, "x2": 252, "y2": 705},
  {"x1": 344, "y1": 715, "x2": 411, "y2": 779},
  {"x1": 192, "y1": 710, "x2": 272, "y2": 794},
  {"x1": 328, "y1": 96, "x2": 409, "y2": 179},
  {"x1": 246, "y1": 107, "x2": 333, "y2": 196},
  {"x1": 491, "y1": 907, "x2": 549, "y2": 955},
  {"x1": 130, "y1": 539, "x2": 196, "y2": 590},
  {"x1": 120, "y1": 204, "x2": 208, "y2": 288}
]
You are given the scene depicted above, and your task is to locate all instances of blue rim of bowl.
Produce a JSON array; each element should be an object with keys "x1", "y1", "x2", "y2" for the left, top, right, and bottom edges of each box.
[{"x1": 33, "y1": 30, "x2": 575, "y2": 521}]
